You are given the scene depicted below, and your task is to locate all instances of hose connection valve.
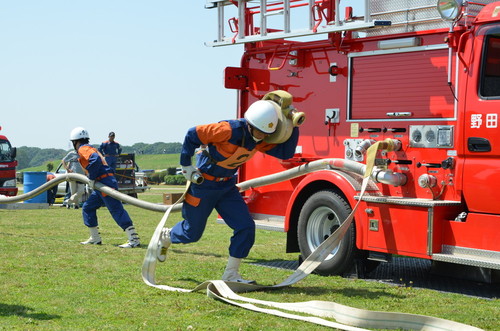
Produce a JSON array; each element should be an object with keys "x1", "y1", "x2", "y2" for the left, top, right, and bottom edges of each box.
[
  {"x1": 418, "y1": 174, "x2": 437, "y2": 188},
  {"x1": 355, "y1": 139, "x2": 376, "y2": 159},
  {"x1": 372, "y1": 169, "x2": 407, "y2": 187},
  {"x1": 355, "y1": 138, "x2": 402, "y2": 160}
]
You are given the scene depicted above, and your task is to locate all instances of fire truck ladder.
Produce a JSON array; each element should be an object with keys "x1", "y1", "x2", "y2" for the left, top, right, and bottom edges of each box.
[
  {"x1": 205, "y1": 0, "x2": 391, "y2": 47},
  {"x1": 205, "y1": 0, "x2": 493, "y2": 46}
]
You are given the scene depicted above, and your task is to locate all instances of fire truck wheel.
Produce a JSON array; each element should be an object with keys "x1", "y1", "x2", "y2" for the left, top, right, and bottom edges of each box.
[{"x1": 297, "y1": 189, "x2": 356, "y2": 276}]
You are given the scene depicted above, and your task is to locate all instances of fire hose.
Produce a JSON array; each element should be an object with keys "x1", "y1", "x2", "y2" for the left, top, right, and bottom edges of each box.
[{"x1": 0, "y1": 151, "x2": 482, "y2": 330}]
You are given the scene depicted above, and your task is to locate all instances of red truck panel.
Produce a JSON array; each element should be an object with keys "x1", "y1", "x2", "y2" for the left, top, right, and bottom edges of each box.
[{"x1": 350, "y1": 49, "x2": 454, "y2": 119}]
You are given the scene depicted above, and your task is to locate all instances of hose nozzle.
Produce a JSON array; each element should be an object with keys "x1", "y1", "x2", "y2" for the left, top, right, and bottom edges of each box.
[
  {"x1": 263, "y1": 90, "x2": 305, "y2": 127},
  {"x1": 289, "y1": 106, "x2": 306, "y2": 127},
  {"x1": 191, "y1": 172, "x2": 204, "y2": 185}
]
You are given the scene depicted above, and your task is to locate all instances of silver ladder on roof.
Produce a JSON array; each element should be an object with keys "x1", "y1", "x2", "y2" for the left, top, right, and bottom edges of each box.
[
  {"x1": 204, "y1": 0, "x2": 387, "y2": 47},
  {"x1": 204, "y1": 0, "x2": 493, "y2": 47}
]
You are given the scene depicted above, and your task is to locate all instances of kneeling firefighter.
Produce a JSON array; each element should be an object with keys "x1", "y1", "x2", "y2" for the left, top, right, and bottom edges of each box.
[
  {"x1": 157, "y1": 91, "x2": 301, "y2": 284},
  {"x1": 69, "y1": 127, "x2": 141, "y2": 248}
]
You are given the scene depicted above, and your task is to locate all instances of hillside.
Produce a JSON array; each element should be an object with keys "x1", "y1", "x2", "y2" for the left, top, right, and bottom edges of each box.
[
  {"x1": 19, "y1": 153, "x2": 181, "y2": 173},
  {"x1": 16, "y1": 142, "x2": 182, "y2": 170}
]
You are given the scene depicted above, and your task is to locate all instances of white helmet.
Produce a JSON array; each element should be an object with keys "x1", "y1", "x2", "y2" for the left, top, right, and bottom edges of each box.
[
  {"x1": 70, "y1": 127, "x2": 90, "y2": 141},
  {"x1": 244, "y1": 100, "x2": 279, "y2": 134}
]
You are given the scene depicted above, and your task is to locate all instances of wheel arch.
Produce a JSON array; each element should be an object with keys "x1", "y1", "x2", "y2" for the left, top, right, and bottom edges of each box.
[{"x1": 284, "y1": 170, "x2": 362, "y2": 253}]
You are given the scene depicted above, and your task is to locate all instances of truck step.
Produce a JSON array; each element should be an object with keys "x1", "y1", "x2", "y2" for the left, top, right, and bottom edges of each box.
[
  {"x1": 253, "y1": 218, "x2": 285, "y2": 232},
  {"x1": 217, "y1": 216, "x2": 285, "y2": 232},
  {"x1": 432, "y1": 245, "x2": 500, "y2": 270}
]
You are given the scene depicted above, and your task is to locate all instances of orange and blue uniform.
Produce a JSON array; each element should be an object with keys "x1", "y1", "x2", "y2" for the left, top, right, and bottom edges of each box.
[
  {"x1": 77, "y1": 144, "x2": 134, "y2": 231},
  {"x1": 171, "y1": 119, "x2": 299, "y2": 258}
]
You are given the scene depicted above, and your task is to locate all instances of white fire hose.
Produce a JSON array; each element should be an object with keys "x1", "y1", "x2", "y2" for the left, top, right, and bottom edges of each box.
[{"x1": 0, "y1": 156, "x2": 482, "y2": 330}]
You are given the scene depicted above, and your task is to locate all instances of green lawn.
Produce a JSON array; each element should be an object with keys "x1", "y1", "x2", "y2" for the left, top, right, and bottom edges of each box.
[
  {"x1": 135, "y1": 153, "x2": 180, "y2": 171},
  {"x1": 0, "y1": 186, "x2": 497, "y2": 330}
]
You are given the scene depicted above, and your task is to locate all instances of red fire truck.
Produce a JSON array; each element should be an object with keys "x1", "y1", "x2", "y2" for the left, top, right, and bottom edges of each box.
[
  {"x1": 0, "y1": 127, "x2": 18, "y2": 196},
  {"x1": 206, "y1": 0, "x2": 500, "y2": 282}
]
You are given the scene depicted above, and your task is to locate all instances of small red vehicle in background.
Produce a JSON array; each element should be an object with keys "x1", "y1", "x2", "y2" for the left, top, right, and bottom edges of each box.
[{"x1": 0, "y1": 126, "x2": 18, "y2": 197}]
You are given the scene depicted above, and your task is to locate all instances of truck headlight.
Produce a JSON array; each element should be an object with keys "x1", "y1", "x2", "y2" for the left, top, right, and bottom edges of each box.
[
  {"x1": 3, "y1": 179, "x2": 16, "y2": 187},
  {"x1": 437, "y1": 0, "x2": 462, "y2": 21}
]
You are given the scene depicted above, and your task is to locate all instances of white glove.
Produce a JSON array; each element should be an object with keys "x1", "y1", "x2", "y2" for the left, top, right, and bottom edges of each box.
[{"x1": 181, "y1": 165, "x2": 197, "y2": 181}]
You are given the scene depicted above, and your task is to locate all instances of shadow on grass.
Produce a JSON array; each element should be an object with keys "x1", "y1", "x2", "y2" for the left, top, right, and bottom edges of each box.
[
  {"x1": 169, "y1": 248, "x2": 224, "y2": 259},
  {"x1": 124, "y1": 243, "x2": 225, "y2": 258},
  {"x1": 0, "y1": 303, "x2": 61, "y2": 320},
  {"x1": 271, "y1": 285, "x2": 406, "y2": 300},
  {"x1": 178, "y1": 277, "x2": 211, "y2": 285}
]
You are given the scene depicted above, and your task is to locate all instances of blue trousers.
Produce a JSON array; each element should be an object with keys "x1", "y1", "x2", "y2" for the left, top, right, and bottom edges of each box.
[
  {"x1": 82, "y1": 178, "x2": 133, "y2": 230},
  {"x1": 170, "y1": 178, "x2": 255, "y2": 258}
]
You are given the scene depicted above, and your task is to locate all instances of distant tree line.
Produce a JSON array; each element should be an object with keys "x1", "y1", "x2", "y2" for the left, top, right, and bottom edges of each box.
[{"x1": 16, "y1": 142, "x2": 182, "y2": 170}]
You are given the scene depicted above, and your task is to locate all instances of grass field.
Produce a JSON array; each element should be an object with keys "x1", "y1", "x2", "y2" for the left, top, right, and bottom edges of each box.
[
  {"x1": 135, "y1": 154, "x2": 180, "y2": 171},
  {"x1": 0, "y1": 186, "x2": 498, "y2": 330}
]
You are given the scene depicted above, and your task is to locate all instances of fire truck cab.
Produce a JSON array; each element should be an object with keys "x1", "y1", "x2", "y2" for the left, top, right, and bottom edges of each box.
[
  {"x1": 0, "y1": 127, "x2": 18, "y2": 196},
  {"x1": 206, "y1": 0, "x2": 500, "y2": 282}
]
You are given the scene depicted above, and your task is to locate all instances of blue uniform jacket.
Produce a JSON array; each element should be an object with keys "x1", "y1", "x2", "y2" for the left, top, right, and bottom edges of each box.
[{"x1": 99, "y1": 140, "x2": 122, "y2": 156}]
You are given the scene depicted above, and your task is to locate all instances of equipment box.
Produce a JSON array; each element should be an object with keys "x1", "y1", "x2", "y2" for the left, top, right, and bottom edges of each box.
[
  {"x1": 115, "y1": 154, "x2": 136, "y2": 189},
  {"x1": 163, "y1": 193, "x2": 183, "y2": 205}
]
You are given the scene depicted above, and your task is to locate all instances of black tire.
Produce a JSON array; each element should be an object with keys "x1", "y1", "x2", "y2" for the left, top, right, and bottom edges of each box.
[{"x1": 297, "y1": 189, "x2": 356, "y2": 276}]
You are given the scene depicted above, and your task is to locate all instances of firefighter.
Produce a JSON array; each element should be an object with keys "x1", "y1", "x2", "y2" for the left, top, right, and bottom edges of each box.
[
  {"x1": 98, "y1": 131, "x2": 122, "y2": 171},
  {"x1": 157, "y1": 100, "x2": 299, "y2": 284},
  {"x1": 62, "y1": 149, "x2": 85, "y2": 209},
  {"x1": 69, "y1": 127, "x2": 140, "y2": 248}
]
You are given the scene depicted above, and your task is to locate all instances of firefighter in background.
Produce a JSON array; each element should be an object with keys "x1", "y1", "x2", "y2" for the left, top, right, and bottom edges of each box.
[
  {"x1": 98, "y1": 131, "x2": 122, "y2": 171},
  {"x1": 157, "y1": 100, "x2": 299, "y2": 284},
  {"x1": 70, "y1": 127, "x2": 140, "y2": 248}
]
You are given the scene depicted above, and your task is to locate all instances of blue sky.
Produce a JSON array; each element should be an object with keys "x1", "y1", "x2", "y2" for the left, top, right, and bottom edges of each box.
[{"x1": 0, "y1": 1, "x2": 362, "y2": 150}]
